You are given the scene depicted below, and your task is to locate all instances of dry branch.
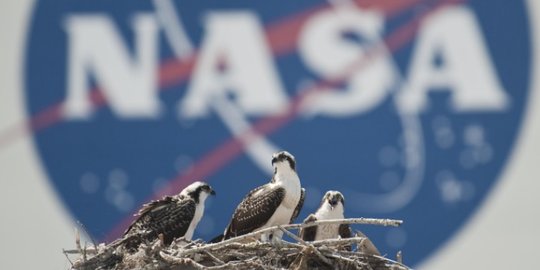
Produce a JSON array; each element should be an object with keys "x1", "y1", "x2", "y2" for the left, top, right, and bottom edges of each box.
[
  {"x1": 65, "y1": 217, "x2": 409, "y2": 270},
  {"x1": 278, "y1": 225, "x2": 333, "y2": 266}
]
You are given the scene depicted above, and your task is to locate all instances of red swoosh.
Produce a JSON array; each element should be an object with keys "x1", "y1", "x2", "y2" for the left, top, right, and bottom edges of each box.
[
  {"x1": 0, "y1": 0, "x2": 419, "y2": 150},
  {"x1": 103, "y1": 0, "x2": 464, "y2": 242}
]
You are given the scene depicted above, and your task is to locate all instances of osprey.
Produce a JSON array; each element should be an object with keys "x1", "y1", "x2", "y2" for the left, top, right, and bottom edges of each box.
[
  {"x1": 123, "y1": 181, "x2": 215, "y2": 247},
  {"x1": 299, "y1": 191, "x2": 379, "y2": 254},
  {"x1": 221, "y1": 151, "x2": 305, "y2": 242},
  {"x1": 300, "y1": 191, "x2": 351, "y2": 242}
]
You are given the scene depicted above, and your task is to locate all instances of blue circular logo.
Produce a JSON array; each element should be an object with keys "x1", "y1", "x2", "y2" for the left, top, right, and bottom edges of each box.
[{"x1": 24, "y1": 0, "x2": 531, "y2": 266}]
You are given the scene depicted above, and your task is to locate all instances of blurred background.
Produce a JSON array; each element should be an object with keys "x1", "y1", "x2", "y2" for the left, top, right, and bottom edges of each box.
[{"x1": 1, "y1": 0, "x2": 539, "y2": 268}]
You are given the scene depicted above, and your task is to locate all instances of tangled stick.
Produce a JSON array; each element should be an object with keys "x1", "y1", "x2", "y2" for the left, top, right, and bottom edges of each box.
[{"x1": 65, "y1": 217, "x2": 409, "y2": 270}]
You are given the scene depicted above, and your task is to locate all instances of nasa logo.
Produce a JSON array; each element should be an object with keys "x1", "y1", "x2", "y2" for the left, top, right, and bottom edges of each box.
[{"x1": 23, "y1": 0, "x2": 531, "y2": 266}]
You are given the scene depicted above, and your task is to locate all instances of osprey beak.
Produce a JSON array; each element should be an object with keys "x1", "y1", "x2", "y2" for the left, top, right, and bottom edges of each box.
[
  {"x1": 329, "y1": 197, "x2": 338, "y2": 210},
  {"x1": 210, "y1": 189, "x2": 216, "y2": 196}
]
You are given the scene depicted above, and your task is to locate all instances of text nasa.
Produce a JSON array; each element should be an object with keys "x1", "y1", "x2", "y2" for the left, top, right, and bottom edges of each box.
[{"x1": 63, "y1": 6, "x2": 508, "y2": 120}]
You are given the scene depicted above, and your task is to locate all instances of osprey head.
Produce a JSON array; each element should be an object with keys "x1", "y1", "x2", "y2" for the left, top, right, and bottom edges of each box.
[
  {"x1": 322, "y1": 190, "x2": 345, "y2": 210},
  {"x1": 271, "y1": 151, "x2": 296, "y2": 171},
  {"x1": 180, "y1": 181, "x2": 216, "y2": 203}
]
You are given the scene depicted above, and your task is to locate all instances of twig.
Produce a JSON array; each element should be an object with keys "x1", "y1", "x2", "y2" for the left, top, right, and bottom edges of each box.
[
  {"x1": 244, "y1": 257, "x2": 280, "y2": 270},
  {"x1": 205, "y1": 262, "x2": 240, "y2": 270},
  {"x1": 74, "y1": 228, "x2": 86, "y2": 262},
  {"x1": 278, "y1": 225, "x2": 305, "y2": 245},
  {"x1": 396, "y1": 250, "x2": 403, "y2": 264},
  {"x1": 371, "y1": 254, "x2": 409, "y2": 268},
  {"x1": 278, "y1": 225, "x2": 332, "y2": 266},
  {"x1": 159, "y1": 252, "x2": 206, "y2": 269},
  {"x1": 63, "y1": 248, "x2": 98, "y2": 255},
  {"x1": 179, "y1": 218, "x2": 401, "y2": 256},
  {"x1": 204, "y1": 250, "x2": 225, "y2": 265},
  {"x1": 297, "y1": 218, "x2": 403, "y2": 228},
  {"x1": 325, "y1": 252, "x2": 366, "y2": 268},
  {"x1": 62, "y1": 249, "x2": 74, "y2": 266},
  {"x1": 83, "y1": 244, "x2": 88, "y2": 263},
  {"x1": 203, "y1": 258, "x2": 274, "y2": 270},
  {"x1": 77, "y1": 220, "x2": 98, "y2": 251},
  {"x1": 158, "y1": 233, "x2": 165, "y2": 247},
  {"x1": 310, "y1": 236, "x2": 366, "y2": 247},
  {"x1": 179, "y1": 239, "x2": 300, "y2": 257}
]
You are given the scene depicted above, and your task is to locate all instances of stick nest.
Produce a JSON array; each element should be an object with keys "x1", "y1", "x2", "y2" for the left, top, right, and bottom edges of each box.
[{"x1": 64, "y1": 218, "x2": 410, "y2": 270}]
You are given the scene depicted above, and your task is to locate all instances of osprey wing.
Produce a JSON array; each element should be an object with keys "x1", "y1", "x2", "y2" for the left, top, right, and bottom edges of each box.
[
  {"x1": 290, "y1": 188, "x2": 305, "y2": 223},
  {"x1": 223, "y1": 185, "x2": 285, "y2": 239},
  {"x1": 125, "y1": 196, "x2": 196, "y2": 245},
  {"x1": 338, "y1": 223, "x2": 352, "y2": 239},
  {"x1": 339, "y1": 223, "x2": 353, "y2": 251},
  {"x1": 355, "y1": 230, "x2": 381, "y2": 255},
  {"x1": 299, "y1": 214, "x2": 317, "y2": 241}
]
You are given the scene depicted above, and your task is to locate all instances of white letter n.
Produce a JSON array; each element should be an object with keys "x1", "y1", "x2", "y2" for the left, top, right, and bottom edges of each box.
[{"x1": 63, "y1": 14, "x2": 160, "y2": 119}]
